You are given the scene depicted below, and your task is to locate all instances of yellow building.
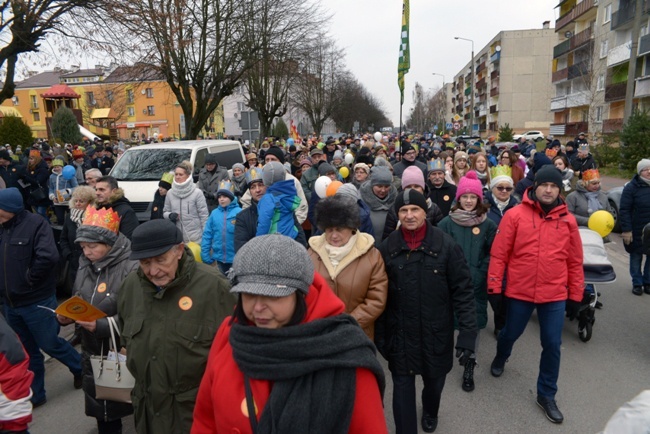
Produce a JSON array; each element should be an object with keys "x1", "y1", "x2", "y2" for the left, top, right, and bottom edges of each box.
[{"x1": 1, "y1": 65, "x2": 224, "y2": 141}]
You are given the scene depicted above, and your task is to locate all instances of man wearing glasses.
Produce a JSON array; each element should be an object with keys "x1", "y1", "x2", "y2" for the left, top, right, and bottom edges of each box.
[
  {"x1": 393, "y1": 141, "x2": 427, "y2": 180},
  {"x1": 83, "y1": 168, "x2": 102, "y2": 187}
]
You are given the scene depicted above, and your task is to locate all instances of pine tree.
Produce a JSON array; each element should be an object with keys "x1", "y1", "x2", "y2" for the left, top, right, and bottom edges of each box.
[
  {"x1": 51, "y1": 106, "x2": 83, "y2": 144},
  {"x1": 272, "y1": 118, "x2": 289, "y2": 139},
  {"x1": 0, "y1": 116, "x2": 34, "y2": 150},
  {"x1": 497, "y1": 123, "x2": 514, "y2": 142},
  {"x1": 619, "y1": 110, "x2": 650, "y2": 172}
]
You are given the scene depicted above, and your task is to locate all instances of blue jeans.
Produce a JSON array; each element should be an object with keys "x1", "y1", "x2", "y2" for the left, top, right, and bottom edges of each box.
[
  {"x1": 496, "y1": 299, "x2": 565, "y2": 398},
  {"x1": 629, "y1": 252, "x2": 650, "y2": 287},
  {"x1": 3, "y1": 295, "x2": 82, "y2": 403}
]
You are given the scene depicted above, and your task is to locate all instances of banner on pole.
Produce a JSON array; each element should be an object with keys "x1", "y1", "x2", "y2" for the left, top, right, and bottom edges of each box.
[{"x1": 398, "y1": 0, "x2": 410, "y2": 105}]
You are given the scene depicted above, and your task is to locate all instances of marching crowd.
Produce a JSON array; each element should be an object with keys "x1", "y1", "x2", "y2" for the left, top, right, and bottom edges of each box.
[{"x1": 0, "y1": 132, "x2": 649, "y2": 434}]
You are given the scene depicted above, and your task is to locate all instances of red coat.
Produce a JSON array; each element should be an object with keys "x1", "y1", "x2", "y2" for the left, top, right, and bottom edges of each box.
[
  {"x1": 487, "y1": 189, "x2": 584, "y2": 303},
  {"x1": 191, "y1": 272, "x2": 388, "y2": 434}
]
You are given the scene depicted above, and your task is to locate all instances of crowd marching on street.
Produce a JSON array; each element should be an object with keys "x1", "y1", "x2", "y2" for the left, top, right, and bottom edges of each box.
[{"x1": 0, "y1": 132, "x2": 649, "y2": 434}]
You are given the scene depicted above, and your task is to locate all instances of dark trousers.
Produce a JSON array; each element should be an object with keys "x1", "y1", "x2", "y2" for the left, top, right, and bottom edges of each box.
[
  {"x1": 391, "y1": 373, "x2": 446, "y2": 434},
  {"x1": 97, "y1": 418, "x2": 122, "y2": 434}
]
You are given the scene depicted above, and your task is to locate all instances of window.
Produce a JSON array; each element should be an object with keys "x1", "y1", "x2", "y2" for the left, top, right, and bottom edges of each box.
[
  {"x1": 106, "y1": 90, "x2": 113, "y2": 102},
  {"x1": 145, "y1": 88, "x2": 153, "y2": 98},
  {"x1": 600, "y1": 40, "x2": 609, "y2": 58},
  {"x1": 32, "y1": 111, "x2": 40, "y2": 122},
  {"x1": 147, "y1": 105, "x2": 155, "y2": 116},
  {"x1": 126, "y1": 89, "x2": 134, "y2": 104},
  {"x1": 30, "y1": 95, "x2": 38, "y2": 109},
  {"x1": 128, "y1": 107, "x2": 135, "y2": 117},
  {"x1": 597, "y1": 73, "x2": 605, "y2": 91},
  {"x1": 603, "y1": 4, "x2": 612, "y2": 24},
  {"x1": 11, "y1": 96, "x2": 18, "y2": 105},
  {"x1": 86, "y1": 92, "x2": 95, "y2": 105},
  {"x1": 595, "y1": 106, "x2": 603, "y2": 122}
]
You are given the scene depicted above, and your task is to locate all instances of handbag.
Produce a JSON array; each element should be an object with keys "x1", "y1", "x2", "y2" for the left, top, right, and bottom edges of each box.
[
  {"x1": 90, "y1": 317, "x2": 136, "y2": 403},
  {"x1": 29, "y1": 186, "x2": 47, "y2": 202}
]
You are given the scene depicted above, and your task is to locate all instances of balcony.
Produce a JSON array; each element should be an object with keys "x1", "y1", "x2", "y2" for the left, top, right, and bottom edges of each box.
[
  {"x1": 566, "y1": 121, "x2": 589, "y2": 136},
  {"x1": 556, "y1": 0, "x2": 595, "y2": 31},
  {"x1": 465, "y1": 87, "x2": 471, "y2": 96},
  {"x1": 554, "y1": 39, "x2": 571, "y2": 58},
  {"x1": 611, "y1": 0, "x2": 648, "y2": 31},
  {"x1": 605, "y1": 82, "x2": 627, "y2": 102},
  {"x1": 464, "y1": 113, "x2": 470, "y2": 120},
  {"x1": 568, "y1": 61, "x2": 589, "y2": 79},
  {"x1": 639, "y1": 33, "x2": 650, "y2": 56},
  {"x1": 476, "y1": 77, "x2": 486, "y2": 88},
  {"x1": 490, "y1": 70, "x2": 499, "y2": 80},
  {"x1": 570, "y1": 26, "x2": 593, "y2": 51},
  {"x1": 552, "y1": 67, "x2": 569, "y2": 82},
  {"x1": 476, "y1": 61, "x2": 486, "y2": 74},
  {"x1": 635, "y1": 75, "x2": 650, "y2": 97},
  {"x1": 550, "y1": 123, "x2": 566, "y2": 136},
  {"x1": 490, "y1": 104, "x2": 498, "y2": 114},
  {"x1": 490, "y1": 87, "x2": 499, "y2": 97},
  {"x1": 550, "y1": 95, "x2": 567, "y2": 111},
  {"x1": 566, "y1": 91, "x2": 590, "y2": 108},
  {"x1": 607, "y1": 43, "x2": 631, "y2": 67},
  {"x1": 602, "y1": 118, "x2": 624, "y2": 134},
  {"x1": 490, "y1": 51, "x2": 501, "y2": 63}
]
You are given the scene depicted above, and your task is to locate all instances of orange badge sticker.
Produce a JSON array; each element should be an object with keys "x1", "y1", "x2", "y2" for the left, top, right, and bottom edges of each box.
[
  {"x1": 472, "y1": 227, "x2": 481, "y2": 235},
  {"x1": 179, "y1": 296, "x2": 193, "y2": 311},
  {"x1": 240, "y1": 397, "x2": 258, "y2": 417},
  {"x1": 443, "y1": 195, "x2": 450, "y2": 201},
  {"x1": 153, "y1": 206, "x2": 158, "y2": 212},
  {"x1": 97, "y1": 282, "x2": 107, "y2": 293}
]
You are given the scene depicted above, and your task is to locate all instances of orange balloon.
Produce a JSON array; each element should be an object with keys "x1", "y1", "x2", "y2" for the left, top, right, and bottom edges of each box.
[{"x1": 326, "y1": 181, "x2": 343, "y2": 197}]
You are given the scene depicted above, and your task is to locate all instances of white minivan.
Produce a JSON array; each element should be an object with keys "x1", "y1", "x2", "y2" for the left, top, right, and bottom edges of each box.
[{"x1": 109, "y1": 140, "x2": 245, "y2": 221}]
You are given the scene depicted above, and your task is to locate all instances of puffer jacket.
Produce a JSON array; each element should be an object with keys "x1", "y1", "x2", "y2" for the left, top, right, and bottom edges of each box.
[
  {"x1": 308, "y1": 232, "x2": 388, "y2": 339},
  {"x1": 488, "y1": 188, "x2": 584, "y2": 303},
  {"x1": 376, "y1": 223, "x2": 477, "y2": 378},
  {"x1": 197, "y1": 167, "x2": 230, "y2": 212},
  {"x1": 566, "y1": 183, "x2": 612, "y2": 227},
  {"x1": 619, "y1": 174, "x2": 650, "y2": 254},
  {"x1": 47, "y1": 172, "x2": 78, "y2": 205},
  {"x1": 233, "y1": 201, "x2": 307, "y2": 253},
  {"x1": 163, "y1": 186, "x2": 209, "y2": 244},
  {"x1": 74, "y1": 233, "x2": 138, "y2": 420},
  {"x1": 239, "y1": 172, "x2": 308, "y2": 224},
  {"x1": 200, "y1": 199, "x2": 241, "y2": 265}
]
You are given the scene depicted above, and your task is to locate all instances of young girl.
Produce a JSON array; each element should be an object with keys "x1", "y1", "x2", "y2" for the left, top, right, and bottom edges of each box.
[
  {"x1": 552, "y1": 155, "x2": 575, "y2": 195},
  {"x1": 437, "y1": 170, "x2": 497, "y2": 393},
  {"x1": 470, "y1": 152, "x2": 491, "y2": 193},
  {"x1": 452, "y1": 151, "x2": 469, "y2": 185},
  {"x1": 48, "y1": 157, "x2": 78, "y2": 224}
]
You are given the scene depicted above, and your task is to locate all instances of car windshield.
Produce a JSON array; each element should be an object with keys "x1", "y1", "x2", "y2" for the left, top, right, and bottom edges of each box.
[{"x1": 110, "y1": 149, "x2": 192, "y2": 181}]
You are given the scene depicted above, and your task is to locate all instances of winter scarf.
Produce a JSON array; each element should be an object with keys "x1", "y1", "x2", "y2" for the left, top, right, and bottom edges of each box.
[
  {"x1": 640, "y1": 176, "x2": 650, "y2": 187},
  {"x1": 494, "y1": 197, "x2": 510, "y2": 214},
  {"x1": 229, "y1": 314, "x2": 385, "y2": 434},
  {"x1": 448, "y1": 208, "x2": 487, "y2": 227},
  {"x1": 232, "y1": 173, "x2": 247, "y2": 195},
  {"x1": 70, "y1": 208, "x2": 86, "y2": 226},
  {"x1": 585, "y1": 191, "x2": 603, "y2": 214},
  {"x1": 359, "y1": 181, "x2": 397, "y2": 212},
  {"x1": 324, "y1": 233, "x2": 358, "y2": 269},
  {"x1": 172, "y1": 176, "x2": 195, "y2": 199}
]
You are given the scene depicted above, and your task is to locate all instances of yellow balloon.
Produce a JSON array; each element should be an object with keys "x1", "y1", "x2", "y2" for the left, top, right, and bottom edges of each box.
[
  {"x1": 339, "y1": 166, "x2": 349, "y2": 178},
  {"x1": 187, "y1": 241, "x2": 203, "y2": 263},
  {"x1": 588, "y1": 210, "x2": 615, "y2": 238}
]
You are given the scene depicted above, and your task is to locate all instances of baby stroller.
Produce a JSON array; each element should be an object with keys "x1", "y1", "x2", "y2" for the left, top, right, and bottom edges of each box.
[{"x1": 575, "y1": 228, "x2": 617, "y2": 342}]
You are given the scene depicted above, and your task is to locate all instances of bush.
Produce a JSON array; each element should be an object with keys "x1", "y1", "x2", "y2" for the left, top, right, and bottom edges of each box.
[
  {"x1": 619, "y1": 110, "x2": 650, "y2": 172},
  {"x1": 497, "y1": 123, "x2": 514, "y2": 142},
  {"x1": 51, "y1": 106, "x2": 82, "y2": 145},
  {"x1": 0, "y1": 116, "x2": 34, "y2": 150},
  {"x1": 272, "y1": 118, "x2": 289, "y2": 139},
  {"x1": 591, "y1": 133, "x2": 621, "y2": 168}
]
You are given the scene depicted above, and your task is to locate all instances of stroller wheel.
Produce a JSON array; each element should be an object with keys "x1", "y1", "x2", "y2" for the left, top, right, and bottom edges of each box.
[{"x1": 578, "y1": 322, "x2": 592, "y2": 342}]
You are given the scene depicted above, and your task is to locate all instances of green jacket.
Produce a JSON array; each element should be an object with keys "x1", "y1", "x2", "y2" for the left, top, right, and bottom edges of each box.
[
  {"x1": 117, "y1": 249, "x2": 235, "y2": 434},
  {"x1": 438, "y1": 216, "x2": 497, "y2": 329}
]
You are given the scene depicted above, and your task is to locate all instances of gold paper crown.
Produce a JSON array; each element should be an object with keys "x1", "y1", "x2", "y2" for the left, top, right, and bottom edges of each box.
[
  {"x1": 490, "y1": 165, "x2": 512, "y2": 179},
  {"x1": 82, "y1": 206, "x2": 121, "y2": 234},
  {"x1": 545, "y1": 148, "x2": 558, "y2": 158},
  {"x1": 582, "y1": 168, "x2": 600, "y2": 182}
]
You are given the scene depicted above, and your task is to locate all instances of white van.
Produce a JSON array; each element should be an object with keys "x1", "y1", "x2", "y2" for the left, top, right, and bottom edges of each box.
[{"x1": 109, "y1": 140, "x2": 245, "y2": 221}]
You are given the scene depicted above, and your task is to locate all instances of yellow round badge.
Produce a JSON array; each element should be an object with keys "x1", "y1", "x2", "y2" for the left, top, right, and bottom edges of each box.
[
  {"x1": 472, "y1": 227, "x2": 481, "y2": 235},
  {"x1": 97, "y1": 282, "x2": 107, "y2": 293},
  {"x1": 153, "y1": 206, "x2": 158, "y2": 212},
  {"x1": 179, "y1": 296, "x2": 193, "y2": 311},
  {"x1": 443, "y1": 195, "x2": 450, "y2": 201}
]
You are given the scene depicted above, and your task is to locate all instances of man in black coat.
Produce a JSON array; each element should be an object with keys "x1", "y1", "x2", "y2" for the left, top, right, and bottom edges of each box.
[
  {"x1": 426, "y1": 159, "x2": 457, "y2": 217},
  {"x1": 376, "y1": 189, "x2": 477, "y2": 434},
  {"x1": 94, "y1": 176, "x2": 140, "y2": 239},
  {"x1": 392, "y1": 142, "x2": 427, "y2": 180},
  {"x1": 570, "y1": 143, "x2": 597, "y2": 180}
]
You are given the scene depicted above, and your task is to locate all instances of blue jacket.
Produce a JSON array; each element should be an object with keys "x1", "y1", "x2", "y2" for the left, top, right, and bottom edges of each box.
[
  {"x1": 0, "y1": 211, "x2": 59, "y2": 307},
  {"x1": 484, "y1": 191, "x2": 519, "y2": 226},
  {"x1": 201, "y1": 199, "x2": 242, "y2": 264},
  {"x1": 256, "y1": 179, "x2": 300, "y2": 239},
  {"x1": 47, "y1": 171, "x2": 78, "y2": 203},
  {"x1": 620, "y1": 175, "x2": 650, "y2": 254}
]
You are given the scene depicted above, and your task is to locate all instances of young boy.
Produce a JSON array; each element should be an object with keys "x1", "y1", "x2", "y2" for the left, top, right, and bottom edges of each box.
[
  {"x1": 256, "y1": 161, "x2": 301, "y2": 239},
  {"x1": 201, "y1": 181, "x2": 242, "y2": 274}
]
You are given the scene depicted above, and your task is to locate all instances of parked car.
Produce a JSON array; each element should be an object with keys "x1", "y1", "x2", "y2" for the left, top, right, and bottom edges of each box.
[
  {"x1": 606, "y1": 186, "x2": 624, "y2": 233},
  {"x1": 512, "y1": 131, "x2": 545, "y2": 142}
]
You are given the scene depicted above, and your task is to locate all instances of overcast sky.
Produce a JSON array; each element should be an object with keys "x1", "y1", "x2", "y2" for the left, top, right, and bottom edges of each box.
[{"x1": 321, "y1": 0, "x2": 559, "y2": 126}]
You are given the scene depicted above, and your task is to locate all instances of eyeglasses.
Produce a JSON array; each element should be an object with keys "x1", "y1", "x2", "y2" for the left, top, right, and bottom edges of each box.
[
  {"x1": 495, "y1": 186, "x2": 514, "y2": 192},
  {"x1": 588, "y1": 180, "x2": 601, "y2": 185}
]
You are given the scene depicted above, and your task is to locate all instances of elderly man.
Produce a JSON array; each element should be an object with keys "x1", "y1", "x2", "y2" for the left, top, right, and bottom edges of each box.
[
  {"x1": 427, "y1": 159, "x2": 457, "y2": 217},
  {"x1": 118, "y1": 219, "x2": 235, "y2": 434},
  {"x1": 376, "y1": 189, "x2": 477, "y2": 434},
  {"x1": 197, "y1": 154, "x2": 230, "y2": 212},
  {"x1": 299, "y1": 147, "x2": 327, "y2": 201},
  {"x1": 95, "y1": 175, "x2": 139, "y2": 239},
  {"x1": 83, "y1": 168, "x2": 103, "y2": 187},
  {"x1": 0, "y1": 188, "x2": 82, "y2": 408}
]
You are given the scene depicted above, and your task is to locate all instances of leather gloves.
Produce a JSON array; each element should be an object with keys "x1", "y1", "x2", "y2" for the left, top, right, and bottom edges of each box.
[
  {"x1": 565, "y1": 299, "x2": 582, "y2": 321},
  {"x1": 455, "y1": 348, "x2": 474, "y2": 366},
  {"x1": 622, "y1": 232, "x2": 633, "y2": 245},
  {"x1": 168, "y1": 212, "x2": 179, "y2": 223}
]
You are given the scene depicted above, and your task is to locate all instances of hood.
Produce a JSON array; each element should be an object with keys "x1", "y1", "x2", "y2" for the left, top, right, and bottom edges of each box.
[
  {"x1": 359, "y1": 180, "x2": 398, "y2": 211},
  {"x1": 522, "y1": 186, "x2": 567, "y2": 218},
  {"x1": 303, "y1": 272, "x2": 346, "y2": 322},
  {"x1": 221, "y1": 197, "x2": 241, "y2": 211},
  {"x1": 104, "y1": 187, "x2": 126, "y2": 205}
]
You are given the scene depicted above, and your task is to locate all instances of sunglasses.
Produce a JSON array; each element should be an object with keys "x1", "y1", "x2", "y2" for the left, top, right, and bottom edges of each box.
[{"x1": 495, "y1": 186, "x2": 513, "y2": 192}]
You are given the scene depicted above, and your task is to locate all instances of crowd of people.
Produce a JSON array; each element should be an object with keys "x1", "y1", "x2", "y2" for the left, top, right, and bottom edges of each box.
[{"x1": 0, "y1": 131, "x2": 648, "y2": 434}]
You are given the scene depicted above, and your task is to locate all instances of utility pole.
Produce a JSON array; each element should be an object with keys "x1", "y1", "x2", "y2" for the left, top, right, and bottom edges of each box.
[
  {"x1": 623, "y1": 0, "x2": 643, "y2": 123},
  {"x1": 455, "y1": 37, "x2": 475, "y2": 135}
]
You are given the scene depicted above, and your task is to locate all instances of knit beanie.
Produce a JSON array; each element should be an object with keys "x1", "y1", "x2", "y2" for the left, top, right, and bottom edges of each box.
[
  {"x1": 353, "y1": 163, "x2": 370, "y2": 175},
  {"x1": 534, "y1": 165, "x2": 563, "y2": 189},
  {"x1": 265, "y1": 146, "x2": 285, "y2": 162},
  {"x1": 0, "y1": 150, "x2": 10, "y2": 161},
  {"x1": 336, "y1": 183, "x2": 361, "y2": 201},
  {"x1": 532, "y1": 152, "x2": 553, "y2": 174},
  {"x1": 490, "y1": 174, "x2": 514, "y2": 189},
  {"x1": 637, "y1": 159, "x2": 650, "y2": 175},
  {"x1": 318, "y1": 162, "x2": 336, "y2": 177},
  {"x1": 232, "y1": 163, "x2": 246, "y2": 173},
  {"x1": 333, "y1": 150, "x2": 343, "y2": 161},
  {"x1": 0, "y1": 188, "x2": 24, "y2": 213},
  {"x1": 204, "y1": 153, "x2": 219, "y2": 165},
  {"x1": 300, "y1": 158, "x2": 313, "y2": 168},
  {"x1": 262, "y1": 161, "x2": 285, "y2": 186},
  {"x1": 373, "y1": 157, "x2": 390, "y2": 168},
  {"x1": 394, "y1": 188, "x2": 428, "y2": 213},
  {"x1": 216, "y1": 181, "x2": 235, "y2": 201},
  {"x1": 455, "y1": 171, "x2": 484, "y2": 201},
  {"x1": 401, "y1": 166, "x2": 425, "y2": 190},
  {"x1": 370, "y1": 167, "x2": 393, "y2": 186},
  {"x1": 454, "y1": 151, "x2": 469, "y2": 164}
]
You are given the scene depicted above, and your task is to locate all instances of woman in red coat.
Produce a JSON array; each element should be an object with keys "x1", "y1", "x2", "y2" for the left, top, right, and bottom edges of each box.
[{"x1": 191, "y1": 234, "x2": 387, "y2": 434}]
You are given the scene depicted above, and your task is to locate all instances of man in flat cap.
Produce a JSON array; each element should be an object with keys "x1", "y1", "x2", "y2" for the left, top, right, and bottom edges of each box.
[{"x1": 117, "y1": 219, "x2": 235, "y2": 434}]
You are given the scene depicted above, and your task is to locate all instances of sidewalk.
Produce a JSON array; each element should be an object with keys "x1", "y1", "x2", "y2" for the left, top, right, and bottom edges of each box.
[{"x1": 600, "y1": 175, "x2": 628, "y2": 191}]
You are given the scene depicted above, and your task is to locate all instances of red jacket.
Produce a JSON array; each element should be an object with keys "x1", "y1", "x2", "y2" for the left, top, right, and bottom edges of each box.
[
  {"x1": 488, "y1": 189, "x2": 584, "y2": 303},
  {"x1": 191, "y1": 272, "x2": 387, "y2": 434},
  {"x1": 0, "y1": 317, "x2": 33, "y2": 432}
]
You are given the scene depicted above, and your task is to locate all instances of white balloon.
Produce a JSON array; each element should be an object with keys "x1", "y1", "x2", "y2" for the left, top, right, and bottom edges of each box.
[
  {"x1": 314, "y1": 176, "x2": 332, "y2": 199},
  {"x1": 373, "y1": 132, "x2": 382, "y2": 142},
  {"x1": 344, "y1": 153, "x2": 355, "y2": 165}
]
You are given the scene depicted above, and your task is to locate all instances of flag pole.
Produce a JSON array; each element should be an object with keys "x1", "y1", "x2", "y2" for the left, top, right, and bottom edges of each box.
[{"x1": 397, "y1": 0, "x2": 409, "y2": 143}]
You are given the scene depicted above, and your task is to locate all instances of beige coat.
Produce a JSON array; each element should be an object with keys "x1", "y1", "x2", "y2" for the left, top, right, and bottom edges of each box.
[{"x1": 308, "y1": 232, "x2": 388, "y2": 339}]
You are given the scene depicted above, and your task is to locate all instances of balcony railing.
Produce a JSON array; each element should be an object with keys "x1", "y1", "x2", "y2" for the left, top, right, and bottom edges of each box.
[
  {"x1": 566, "y1": 91, "x2": 590, "y2": 108},
  {"x1": 490, "y1": 105, "x2": 498, "y2": 114},
  {"x1": 554, "y1": 39, "x2": 571, "y2": 58},
  {"x1": 465, "y1": 87, "x2": 471, "y2": 96},
  {"x1": 476, "y1": 61, "x2": 486, "y2": 74},
  {"x1": 635, "y1": 75, "x2": 650, "y2": 97},
  {"x1": 490, "y1": 70, "x2": 499, "y2": 80},
  {"x1": 568, "y1": 61, "x2": 589, "y2": 80},
  {"x1": 551, "y1": 95, "x2": 567, "y2": 111},
  {"x1": 639, "y1": 33, "x2": 650, "y2": 56},
  {"x1": 476, "y1": 77, "x2": 486, "y2": 88},
  {"x1": 570, "y1": 26, "x2": 593, "y2": 51},
  {"x1": 556, "y1": 0, "x2": 595, "y2": 31},
  {"x1": 552, "y1": 67, "x2": 569, "y2": 82},
  {"x1": 602, "y1": 118, "x2": 624, "y2": 134},
  {"x1": 565, "y1": 121, "x2": 588, "y2": 137},
  {"x1": 611, "y1": 0, "x2": 649, "y2": 31},
  {"x1": 464, "y1": 113, "x2": 470, "y2": 120},
  {"x1": 607, "y1": 43, "x2": 631, "y2": 67},
  {"x1": 605, "y1": 82, "x2": 627, "y2": 102},
  {"x1": 490, "y1": 87, "x2": 499, "y2": 97},
  {"x1": 490, "y1": 51, "x2": 501, "y2": 63}
]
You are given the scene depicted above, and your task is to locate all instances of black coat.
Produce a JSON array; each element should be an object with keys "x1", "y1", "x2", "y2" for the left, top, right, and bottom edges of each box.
[
  {"x1": 24, "y1": 160, "x2": 50, "y2": 207},
  {"x1": 620, "y1": 175, "x2": 650, "y2": 254},
  {"x1": 427, "y1": 181, "x2": 457, "y2": 217},
  {"x1": 150, "y1": 190, "x2": 166, "y2": 220},
  {"x1": 381, "y1": 200, "x2": 444, "y2": 240},
  {"x1": 375, "y1": 223, "x2": 477, "y2": 378},
  {"x1": 234, "y1": 201, "x2": 306, "y2": 253},
  {"x1": 59, "y1": 214, "x2": 84, "y2": 291},
  {"x1": 97, "y1": 188, "x2": 139, "y2": 240},
  {"x1": 570, "y1": 154, "x2": 597, "y2": 179}
]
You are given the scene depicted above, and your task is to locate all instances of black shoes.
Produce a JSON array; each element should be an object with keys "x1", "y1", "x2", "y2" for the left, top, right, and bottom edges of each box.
[
  {"x1": 421, "y1": 413, "x2": 438, "y2": 433},
  {"x1": 633, "y1": 286, "x2": 643, "y2": 296},
  {"x1": 74, "y1": 373, "x2": 83, "y2": 389},
  {"x1": 644, "y1": 285, "x2": 650, "y2": 295},
  {"x1": 462, "y1": 359, "x2": 475, "y2": 392},
  {"x1": 490, "y1": 356, "x2": 507, "y2": 377},
  {"x1": 31, "y1": 398, "x2": 47, "y2": 409},
  {"x1": 536, "y1": 395, "x2": 564, "y2": 423}
]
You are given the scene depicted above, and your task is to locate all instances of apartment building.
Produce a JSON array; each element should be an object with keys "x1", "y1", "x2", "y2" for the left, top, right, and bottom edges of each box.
[{"x1": 450, "y1": 26, "x2": 556, "y2": 137}]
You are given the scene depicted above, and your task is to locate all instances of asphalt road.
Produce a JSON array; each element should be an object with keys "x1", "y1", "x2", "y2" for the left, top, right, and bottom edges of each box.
[{"x1": 30, "y1": 233, "x2": 647, "y2": 434}]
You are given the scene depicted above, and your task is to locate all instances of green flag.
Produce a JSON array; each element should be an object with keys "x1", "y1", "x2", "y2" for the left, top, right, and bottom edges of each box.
[{"x1": 398, "y1": 0, "x2": 410, "y2": 105}]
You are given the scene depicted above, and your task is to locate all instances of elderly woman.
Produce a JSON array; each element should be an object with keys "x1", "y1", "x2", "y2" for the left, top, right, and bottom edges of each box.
[
  {"x1": 359, "y1": 167, "x2": 398, "y2": 243},
  {"x1": 485, "y1": 167, "x2": 519, "y2": 226},
  {"x1": 352, "y1": 162, "x2": 370, "y2": 189},
  {"x1": 566, "y1": 169, "x2": 612, "y2": 228},
  {"x1": 191, "y1": 235, "x2": 387, "y2": 434},
  {"x1": 230, "y1": 163, "x2": 248, "y2": 199},
  {"x1": 56, "y1": 207, "x2": 138, "y2": 434},
  {"x1": 163, "y1": 160, "x2": 209, "y2": 244},
  {"x1": 308, "y1": 195, "x2": 388, "y2": 339}
]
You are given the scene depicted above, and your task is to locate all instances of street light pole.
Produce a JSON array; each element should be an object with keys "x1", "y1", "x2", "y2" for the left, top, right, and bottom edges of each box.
[
  {"x1": 455, "y1": 37, "x2": 474, "y2": 135},
  {"x1": 431, "y1": 72, "x2": 445, "y2": 86}
]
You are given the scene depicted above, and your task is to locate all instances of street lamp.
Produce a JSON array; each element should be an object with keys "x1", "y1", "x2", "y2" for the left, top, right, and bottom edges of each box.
[
  {"x1": 431, "y1": 72, "x2": 445, "y2": 86},
  {"x1": 454, "y1": 36, "x2": 474, "y2": 136}
]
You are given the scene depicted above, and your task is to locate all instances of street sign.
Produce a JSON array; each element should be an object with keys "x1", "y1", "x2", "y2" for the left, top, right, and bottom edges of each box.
[
  {"x1": 453, "y1": 122, "x2": 460, "y2": 131},
  {"x1": 453, "y1": 114, "x2": 461, "y2": 122},
  {"x1": 445, "y1": 122, "x2": 453, "y2": 130},
  {"x1": 433, "y1": 125, "x2": 439, "y2": 131}
]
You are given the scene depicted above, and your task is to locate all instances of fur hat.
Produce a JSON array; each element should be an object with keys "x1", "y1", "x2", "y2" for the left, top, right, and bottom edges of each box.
[
  {"x1": 401, "y1": 166, "x2": 425, "y2": 190},
  {"x1": 456, "y1": 171, "x2": 483, "y2": 201},
  {"x1": 262, "y1": 161, "x2": 285, "y2": 186},
  {"x1": 315, "y1": 195, "x2": 360, "y2": 231},
  {"x1": 353, "y1": 163, "x2": 370, "y2": 175}
]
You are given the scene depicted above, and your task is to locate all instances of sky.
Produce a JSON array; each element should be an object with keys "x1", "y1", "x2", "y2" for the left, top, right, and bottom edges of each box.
[{"x1": 321, "y1": 0, "x2": 560, "y2": 126}]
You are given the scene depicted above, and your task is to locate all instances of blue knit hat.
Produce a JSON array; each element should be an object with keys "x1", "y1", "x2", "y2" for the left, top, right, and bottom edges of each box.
[{"x1": 0, "y1": 188, "x2": 24, "y2": 213}]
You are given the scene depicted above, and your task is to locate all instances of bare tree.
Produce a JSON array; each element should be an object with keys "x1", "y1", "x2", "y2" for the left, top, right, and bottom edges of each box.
[
  {"x1": 331, "y1": 74, "x2": 390, "y2": 133},
  {"x1": 79, "y1": 82, "x2": 128, "y2": 128}
]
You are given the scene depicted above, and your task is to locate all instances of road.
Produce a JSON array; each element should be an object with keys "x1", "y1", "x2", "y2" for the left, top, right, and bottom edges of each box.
[{"x1": 31, "y1": 221, "x2": 648, "y2": 431}]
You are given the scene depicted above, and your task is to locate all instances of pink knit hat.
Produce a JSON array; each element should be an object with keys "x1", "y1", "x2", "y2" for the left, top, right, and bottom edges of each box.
[
  {"x1": 401, "y1": 166, "x2": 425, "y2": 190},
  {"x1": 455, "y1": 170, "x2": 483, "y2": 201}
]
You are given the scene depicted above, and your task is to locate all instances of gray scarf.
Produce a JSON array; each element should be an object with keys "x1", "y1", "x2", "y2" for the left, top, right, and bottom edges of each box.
[
  {"x1": 585, "y1": 191, "x2": 603, "y2": 214},
  {"x1": 172, "y1": 176, "x2": 195, "y2": 199},
  {"x1": 229, "y1": 314, "x2": 385, "y2": 434},
  {"x1": 359, "y1": 181, "x2": 397, "y2": 211}
]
